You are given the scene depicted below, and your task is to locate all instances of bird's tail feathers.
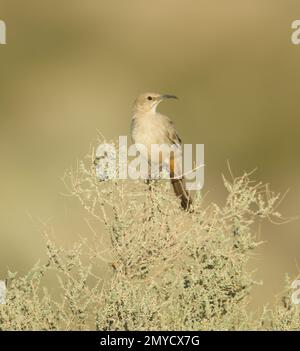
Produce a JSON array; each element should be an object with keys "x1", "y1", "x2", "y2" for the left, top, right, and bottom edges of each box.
[{"x1": 171, "y1": 177, "x2": 193, "y2": 211}]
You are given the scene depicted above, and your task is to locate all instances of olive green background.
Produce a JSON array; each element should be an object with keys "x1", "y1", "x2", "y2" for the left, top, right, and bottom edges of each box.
[{"x1": 0, "y1": 0, "x2": 299, "y2": 309}]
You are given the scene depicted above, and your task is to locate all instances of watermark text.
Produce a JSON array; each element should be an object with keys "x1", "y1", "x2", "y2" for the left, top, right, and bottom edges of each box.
[
  {"x1": 291, "y1": 280, "x2": 300, "y2": 304},
  {"x1": 94, "y1": 136, "x2": 204, "y2": 191},
  {"x1": 0, "y1": 280, "x2": 6, "y2": 304},
  {"x1": 291, "y1": 20, "x2": 300, "y2": 45},
  {"x1": 0, "y1": 20, "x2": 6, "y2": 45}
]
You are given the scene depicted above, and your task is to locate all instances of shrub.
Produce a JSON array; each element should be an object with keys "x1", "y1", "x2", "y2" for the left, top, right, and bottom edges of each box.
[{"x1": 0, "y1": 140, "x2": 299, "y2": 330}]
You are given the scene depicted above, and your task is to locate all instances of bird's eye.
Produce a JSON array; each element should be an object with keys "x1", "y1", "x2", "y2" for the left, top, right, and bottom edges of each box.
[{"x1": 147, "y1": 96, "x2": 153, "y2": 101}]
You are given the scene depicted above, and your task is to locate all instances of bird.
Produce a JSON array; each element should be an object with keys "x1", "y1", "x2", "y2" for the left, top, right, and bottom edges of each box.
[{"x1": 131, "y1": 92, "x2": 192, "y2": 211}]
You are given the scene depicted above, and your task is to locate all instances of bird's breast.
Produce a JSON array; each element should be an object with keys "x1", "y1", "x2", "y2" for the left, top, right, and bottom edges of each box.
[{"x1": 131, "y1": 113, "x2": 169, "y2": 150}]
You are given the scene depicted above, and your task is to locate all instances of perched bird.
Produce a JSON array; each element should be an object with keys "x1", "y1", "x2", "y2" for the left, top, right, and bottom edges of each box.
[{"x1": 131, "y1": 92, "x2": 192, "y2": 211}]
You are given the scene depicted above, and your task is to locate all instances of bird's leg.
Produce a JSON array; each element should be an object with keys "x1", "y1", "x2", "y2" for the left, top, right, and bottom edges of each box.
[
  {"x1": 144, "y1": 161, "x2": 160, "y2": 188},
  {"x1": 144, "y1": 176, "x2": 157, "y2": 191},
  {"x1": 144, "y1": 176, "x2": 151, "y2": 186}
]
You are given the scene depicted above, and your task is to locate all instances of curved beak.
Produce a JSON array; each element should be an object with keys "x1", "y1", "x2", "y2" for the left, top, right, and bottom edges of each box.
[{"x1": 161, "y1": 94, "x2": 178, "y2": 100}]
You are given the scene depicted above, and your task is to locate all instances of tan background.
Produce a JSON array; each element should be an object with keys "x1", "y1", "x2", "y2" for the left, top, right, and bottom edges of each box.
[{"x1": 0, "y1": 0, "x2": 299, "y2": 309}]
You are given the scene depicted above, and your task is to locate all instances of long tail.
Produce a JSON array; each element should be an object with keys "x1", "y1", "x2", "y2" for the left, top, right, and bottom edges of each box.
[{"x1": 171, "y1": 177, "x2": 192, "y2": 211}]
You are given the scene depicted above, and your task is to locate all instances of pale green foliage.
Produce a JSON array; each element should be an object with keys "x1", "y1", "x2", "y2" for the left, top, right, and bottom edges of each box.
[{"x1": 0, "y1": 143, "x2": 299, "y2": 330}]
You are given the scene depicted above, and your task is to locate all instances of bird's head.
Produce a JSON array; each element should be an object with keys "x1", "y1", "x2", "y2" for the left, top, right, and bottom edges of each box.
[{"x1": 133, "y1": 92, "x2": 178, "y2": 113}]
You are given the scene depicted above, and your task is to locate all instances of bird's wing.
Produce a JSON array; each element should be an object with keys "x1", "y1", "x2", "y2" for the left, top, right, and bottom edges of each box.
[
  {"x1": 168, "y1": 129, "x2": 182, "y2": 145},
  {"x1": 159, "y1": 116, "x2": 183, "y2": 178},
  {"x1": 162, "y1": 116, "x2": 182, "y2": 145}
]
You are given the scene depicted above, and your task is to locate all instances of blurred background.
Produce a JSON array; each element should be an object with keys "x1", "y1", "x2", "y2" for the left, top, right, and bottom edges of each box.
[{"x1": 0, "y1": 0, "x2": 299, "y2": 310}]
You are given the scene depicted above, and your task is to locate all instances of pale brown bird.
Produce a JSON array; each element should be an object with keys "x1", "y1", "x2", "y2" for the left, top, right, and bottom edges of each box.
[{"x1": 131, "y1": 92, "x2": 192, "y2": 211}]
